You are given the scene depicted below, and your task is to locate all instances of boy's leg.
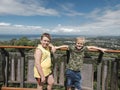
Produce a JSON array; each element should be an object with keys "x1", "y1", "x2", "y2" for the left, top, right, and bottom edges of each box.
[
  {"x1": 66, "y1": 87, "x2": 72, "y2": 90},
  {"x1": 36, "y1": 78, "x2": 44, "y2": 90},
  {"x1": 66, "y1": 78, "x2": 72, "y2": 90},
  {"x1": 47, "y1": 74, "x2": 54, "y2": 90},
  {"x1": 74, "y1": 72, "x2": 82, "y2": 90},
  {"x1": 74, "y1": 88, "x2": 79, "y2": 90},
  {"x1": 37, "y1": 83, "x2": 44, "y2": 90},
  {"x1": 65, "y1": 69, "x2": 74, "y2": 90}
]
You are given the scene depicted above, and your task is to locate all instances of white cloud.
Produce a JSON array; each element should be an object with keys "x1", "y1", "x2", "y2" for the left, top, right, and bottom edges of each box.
[
  {"x1": 0, "y1": 2, "x2": 120, "y2": 36},
  {"x1": 0, "y1": 23, "x2": 49, "y2": 34},
  {"x1": 0, "y1": 0, "x2": 59, "y2": 16},
  {"x1": 13, "y1": 25, "x2": 24, "y2": 27},
  {"x1": 0, "y1": 22, "x2": 11, "y2": 26},
  {"x1": 51, "y1": 5, "x2": 120, "y2": 36}
]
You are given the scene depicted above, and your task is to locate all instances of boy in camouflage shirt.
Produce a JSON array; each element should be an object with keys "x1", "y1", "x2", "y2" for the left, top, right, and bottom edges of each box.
[{"x1": 55, "y1": 37, "x2": 107, "y2": 90}]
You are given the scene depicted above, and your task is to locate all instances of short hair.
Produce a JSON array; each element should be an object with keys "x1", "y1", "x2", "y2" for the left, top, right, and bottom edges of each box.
[
  {"x1": 41, "y1": 33, "x2": 51, "y2": 41},
  {"x1": 75, "y1": 37, "x2": 85, "y2": 44}
]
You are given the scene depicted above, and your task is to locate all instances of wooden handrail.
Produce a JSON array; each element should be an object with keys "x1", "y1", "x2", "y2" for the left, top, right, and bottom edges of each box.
[
  {"x1": 0, "y1": 46, "x2": 35, "y2": 49},
  {"x1": 89, "y1": 49, "x2": 120, "y2": 53},
  {"x1": 58, "y1": 47, "x2": 120, "y2": 53},
  {"x1": 0, "y1": 45, "x2": 120, "y2": 53}
]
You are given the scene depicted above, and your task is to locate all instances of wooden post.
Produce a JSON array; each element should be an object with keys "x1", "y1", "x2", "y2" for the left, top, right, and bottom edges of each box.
[
  {"x1": 104, "y1": 60, "x2": 111, "y2": 90},
  {"x1": 81, "y1": 63, "x2": 94, "y2": 90},
  {"x1": 102, "y1": 61, "x2": 108, "y2": 90},
  {"x1": 59, "y1": 62, "x2": 64, "y2": 85},
  {"x1": 0, "y1": 53, "x2": 4, "y2": 82},
  {"x1": 97, "y1": 52, "x2": 104, "y2": 90},
  {"x1": 18, "y1": 49, "x2": 25, "y2": 88},
  {"x1": 0, "y1": 48, "x2": 9, "y2": 86},
  {"x1": 17, "y1": 58, "x2": 21, "y2": 81},
  {"x1": 27, "y1": 59, "x2": 36, "y2": 83},
  {"x1": 53, "y1": 63, "x2": 58, "y2": 85},
  {"x1": 11, "y1": 58, "x2": 15, "y2": 81},
  {"x1": 110, "y1": 60, "x2": 118, "y2": 90}
]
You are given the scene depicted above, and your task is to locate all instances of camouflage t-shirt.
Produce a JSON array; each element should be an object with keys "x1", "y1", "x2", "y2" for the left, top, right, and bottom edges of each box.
[{"x1": 66, "y1": 45, "x2": 87, "y2": 71}]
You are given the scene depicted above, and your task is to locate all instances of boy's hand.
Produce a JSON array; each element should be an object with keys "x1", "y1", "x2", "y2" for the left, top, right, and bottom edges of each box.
[
  {"x1": 51, "y1": 46, "x2": 56, "y2": 53},
  {"x1": 100, "y1": 48, "x2": 107, "y2": 53},
  {"x1": 41, "y1": 76, "x2": 46, "y2": 83},
  {"x1": 49, "y1": 43, "x2": 56, "y2": 53}
]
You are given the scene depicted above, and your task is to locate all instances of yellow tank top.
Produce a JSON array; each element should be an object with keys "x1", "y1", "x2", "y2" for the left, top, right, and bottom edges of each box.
[{"x1": 34, "y1": 44, "x2": 52, "y2": 78}]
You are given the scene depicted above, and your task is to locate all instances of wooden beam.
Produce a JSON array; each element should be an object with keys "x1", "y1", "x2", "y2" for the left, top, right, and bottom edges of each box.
[
  {"x1": 1, "y1": 87, "x2": 37, "y2": 90},
  {"x1": 0, "y1": 45, "x2": 120, "y2": 53},
  {"x1": 0, "y1": 46, "x2": 35, "y2": 49}
]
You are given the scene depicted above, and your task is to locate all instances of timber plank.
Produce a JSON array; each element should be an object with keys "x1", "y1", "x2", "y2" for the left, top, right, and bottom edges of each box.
[{"x1": 1, "y1": 87, "x2": 37, "y2": 90}]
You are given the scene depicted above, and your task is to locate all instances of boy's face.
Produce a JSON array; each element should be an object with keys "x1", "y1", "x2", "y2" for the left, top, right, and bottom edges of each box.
[
  {"x1": 40, "y1": 36, "x2": 50, "y2": 48},
  {"x1": 75, "y1": 40, "x2": 84, "y2": 50}
]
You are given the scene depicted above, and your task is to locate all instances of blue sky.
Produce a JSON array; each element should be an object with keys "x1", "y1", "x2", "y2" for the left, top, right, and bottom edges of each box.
[{"x1": 0, "y1": 0, "x2": 120, "y2": 36}]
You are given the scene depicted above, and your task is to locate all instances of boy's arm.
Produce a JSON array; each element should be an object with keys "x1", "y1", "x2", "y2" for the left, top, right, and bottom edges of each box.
[
  {"x1": 87, "y1": 46, "x2": 107, "y2": 52},
  {"x1": 49, "y1": 43, "x2": 56, "y2": 53},
  {"x1": 49, "y1": 44, "x2": 69, "y2": 52},
  {"x1": 55, "y1": 45, "x2": 69, "y2": 51},
  {"x1": 34, "y1": 49, "x2": 45, "y2": 82}
]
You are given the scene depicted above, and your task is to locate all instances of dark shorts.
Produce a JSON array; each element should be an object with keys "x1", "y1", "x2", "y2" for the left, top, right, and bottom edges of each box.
[
  {"x1": 65, "y1": 69, "x2": 82, "y2": 90},
  {"x1": 35, "y1": 73, "x2": 53, "y2": 84}
]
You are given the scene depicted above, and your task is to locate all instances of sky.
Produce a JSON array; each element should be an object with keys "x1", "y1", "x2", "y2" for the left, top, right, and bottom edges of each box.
[{"x1": 0, "y1": 0, "x2": 120, "y2": 36}]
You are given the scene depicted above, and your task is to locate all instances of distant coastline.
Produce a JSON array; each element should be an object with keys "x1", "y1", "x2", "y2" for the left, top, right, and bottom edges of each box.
[
  {"x1": 0, "y1": 34, "x2": 119, "y2": 41},
  {"x1": 0, "y1": 34, "x2": 79, "y2": 41},
  {"x1": 0, "y1": 34, "x2": 40, "y2": 41}
]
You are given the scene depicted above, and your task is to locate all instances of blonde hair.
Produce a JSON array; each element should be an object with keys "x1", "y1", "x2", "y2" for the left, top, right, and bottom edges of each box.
[{"x1": 75, "y1": 37, "x2": 85, "y2": 44}]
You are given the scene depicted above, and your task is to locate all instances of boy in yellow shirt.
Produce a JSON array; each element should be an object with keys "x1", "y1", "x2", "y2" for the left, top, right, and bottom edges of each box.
[{"x1": 34, "y1": 33, "x2": 55, "y2": 90}]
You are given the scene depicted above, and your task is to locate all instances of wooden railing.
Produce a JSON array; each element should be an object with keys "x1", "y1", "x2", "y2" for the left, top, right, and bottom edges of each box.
[{"x1": 0, "y1": 46, "x2": 120, "y2": 90}]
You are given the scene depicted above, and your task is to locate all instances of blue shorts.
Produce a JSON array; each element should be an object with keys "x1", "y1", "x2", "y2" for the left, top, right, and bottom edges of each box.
[{"x1": 65, "y1": 69, "x2": 82, "y2": 90}]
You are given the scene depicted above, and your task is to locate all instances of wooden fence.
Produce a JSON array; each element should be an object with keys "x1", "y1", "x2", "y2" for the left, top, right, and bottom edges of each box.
[{"x1": 0, "y1": 46, "x2": 120, "y2": 90}]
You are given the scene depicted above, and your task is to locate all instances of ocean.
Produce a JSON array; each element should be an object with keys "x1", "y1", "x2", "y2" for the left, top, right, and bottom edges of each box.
[
  {"x1": 0, "y1": 34, "x2": 40, "y2": 41},
  {"x1": 0, "y1": 34, "x2": 79, "y2": 41}
]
